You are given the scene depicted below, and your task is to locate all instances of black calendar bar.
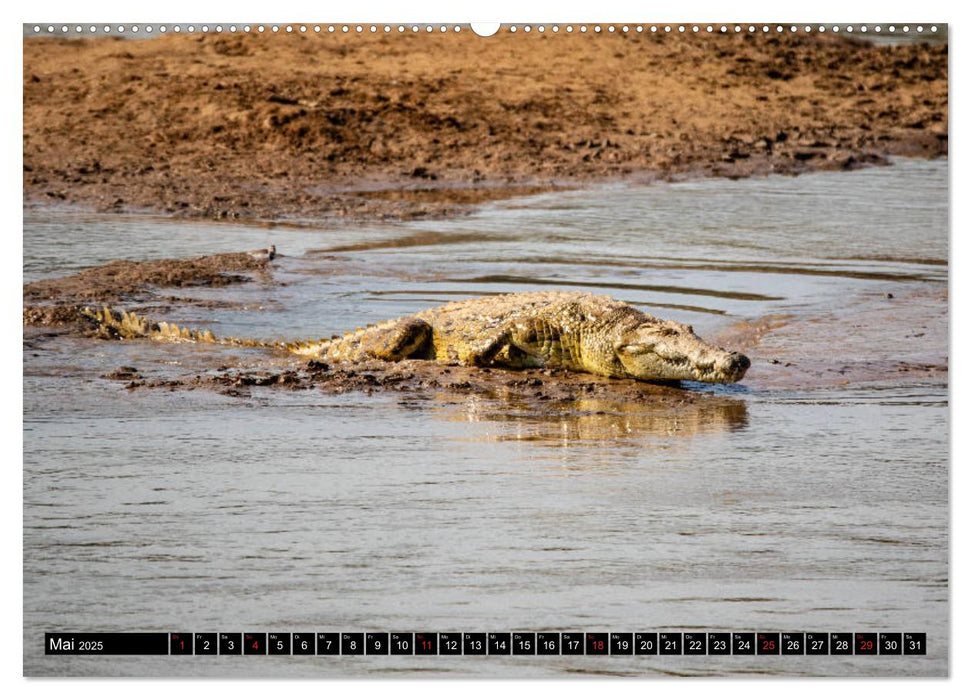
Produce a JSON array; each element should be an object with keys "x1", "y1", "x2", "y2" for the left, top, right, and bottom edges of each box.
[
  {"x1": 43, "y1": 632, "x2": 927, "y2": 656},
  {"x1": 45, "y1": 633, "x2": 169, "y2": 655}
]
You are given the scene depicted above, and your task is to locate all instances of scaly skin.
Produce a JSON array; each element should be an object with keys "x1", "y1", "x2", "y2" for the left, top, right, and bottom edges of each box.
[{"x1": 86, "y1": 292, "x2": 750, "y2": 384}]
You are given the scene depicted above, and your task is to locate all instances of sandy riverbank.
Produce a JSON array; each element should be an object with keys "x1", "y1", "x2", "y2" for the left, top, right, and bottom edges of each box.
[{"x1": 23, "y1": 30, "x2": 946, "y2": 222}]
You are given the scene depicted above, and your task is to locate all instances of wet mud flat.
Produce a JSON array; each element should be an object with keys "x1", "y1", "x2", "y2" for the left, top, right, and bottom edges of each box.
[
  {"x1": 23, "y1": 250, "x2": 271, "y2": 305},
  {"x1": 24, "y1": 31, "x2": 946, "y2": 222},
  {"x1": 710, "y1": 285, "x2": 949, "y2": 389}
]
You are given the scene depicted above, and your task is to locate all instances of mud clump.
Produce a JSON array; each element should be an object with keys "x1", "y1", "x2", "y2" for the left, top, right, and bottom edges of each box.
[
  {"x1": 23, "y1": 304, "x2": 99, "y2": 328},
  {"x1": 23, "y1": 252, "x2": 269, "y2": 304},
  {"x1": 102, "y1": 366, "x2": 142, "y2": 381}
]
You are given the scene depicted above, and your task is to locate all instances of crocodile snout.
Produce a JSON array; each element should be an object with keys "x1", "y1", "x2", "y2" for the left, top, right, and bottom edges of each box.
[{"x1": 718, "y1": 352, "x2": 751, "y2": 381}]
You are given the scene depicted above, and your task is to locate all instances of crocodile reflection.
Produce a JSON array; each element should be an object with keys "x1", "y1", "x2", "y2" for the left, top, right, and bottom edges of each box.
[{"x1": 427, "y1": 393, "x2": 748, "y2": 446}]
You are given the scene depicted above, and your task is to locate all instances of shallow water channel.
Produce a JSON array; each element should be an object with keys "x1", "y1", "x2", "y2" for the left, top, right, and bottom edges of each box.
[{"x1": 23, "y1": 158, "x2": 948, "y2": 676}]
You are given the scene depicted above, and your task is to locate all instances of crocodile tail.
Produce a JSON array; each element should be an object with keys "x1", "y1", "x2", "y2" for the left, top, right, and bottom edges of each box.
[
  {"x1": 280, "y1": 328, "x2": 371, "y2": 358},
  {"x1": 83, "y1": 305, "x2": 414, "y2": 361},
  {"x1": 83, "y1": 305, "x2": 264, "y2": 348},
  {"x1": 280, "y1": 319, "x2": 401, "y2": 360},
  {"x1": 282, "y1": 337, "x2": 337, "y2": 357}
]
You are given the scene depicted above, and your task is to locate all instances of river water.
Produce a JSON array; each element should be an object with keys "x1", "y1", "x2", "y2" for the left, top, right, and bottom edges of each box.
[{"x1": 23, "y1": 158, "x2": 948, "y2": 677}]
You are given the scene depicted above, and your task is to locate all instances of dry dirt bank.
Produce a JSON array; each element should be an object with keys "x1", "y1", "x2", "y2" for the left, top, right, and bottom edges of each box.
[{"x1": 23, "y1": 30, "x2": 947, "y2": 222}]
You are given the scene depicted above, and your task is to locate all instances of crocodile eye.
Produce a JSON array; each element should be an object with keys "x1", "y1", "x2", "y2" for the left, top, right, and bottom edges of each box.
[{"x1": 620, "y1": 344, "x2": 650, "y2": 355}]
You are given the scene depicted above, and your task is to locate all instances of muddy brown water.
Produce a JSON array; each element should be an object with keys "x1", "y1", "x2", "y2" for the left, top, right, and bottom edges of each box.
[{"x1": 23, "y1": 158, "x2": 947, "y2": 676}]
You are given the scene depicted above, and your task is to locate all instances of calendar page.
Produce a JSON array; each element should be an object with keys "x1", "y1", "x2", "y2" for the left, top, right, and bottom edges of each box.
[{"x1": 22, "y1": 19, "x2": 949, "y2": 678}]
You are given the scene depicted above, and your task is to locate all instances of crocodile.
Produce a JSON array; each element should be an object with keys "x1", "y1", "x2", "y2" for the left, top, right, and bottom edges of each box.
[{"x1": 85, "y1": 291, "x2": 751, "y2": 384}]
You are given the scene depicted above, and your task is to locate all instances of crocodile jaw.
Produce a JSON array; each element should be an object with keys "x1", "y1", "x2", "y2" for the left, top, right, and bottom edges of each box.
[
  {"x1": 654, "y1": 348, "x2": 750, "y2": 383},
  {"x1": 614, "y1": 320, "x2": 750, "y2": 384}
]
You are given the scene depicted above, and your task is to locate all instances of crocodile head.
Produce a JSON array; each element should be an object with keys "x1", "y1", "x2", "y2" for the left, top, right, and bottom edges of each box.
[{"x1": 614, "y1": 320, "x2": 750, "y2": 384}]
